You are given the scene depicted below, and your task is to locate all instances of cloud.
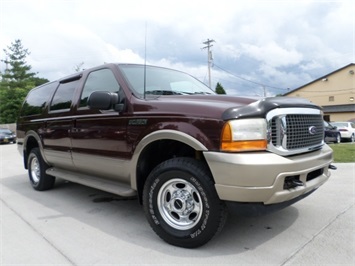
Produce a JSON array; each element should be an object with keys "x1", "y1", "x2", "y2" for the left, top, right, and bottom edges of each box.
[
  {"x1": 0, "y1": 0, "x2": 354, "y2": 96},
  {"x1": 241, "y1": 42, "x2": 303, "y2": 67}
]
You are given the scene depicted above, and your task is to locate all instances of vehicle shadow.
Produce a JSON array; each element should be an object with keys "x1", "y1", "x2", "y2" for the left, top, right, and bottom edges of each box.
[{"x1": 1, "y1": 174, "x2": 299, "y2": 257}]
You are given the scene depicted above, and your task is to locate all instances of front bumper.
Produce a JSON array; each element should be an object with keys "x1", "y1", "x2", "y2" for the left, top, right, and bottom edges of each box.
[{"x1": 203, "y1": 145, "x2": 333, "y2": 205}]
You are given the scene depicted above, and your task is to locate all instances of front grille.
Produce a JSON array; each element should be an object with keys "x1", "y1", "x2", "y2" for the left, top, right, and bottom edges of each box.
[
  {"x1": 286, "y1": 115, "x2": 324, "y2": 149},
  {"x1": 268, "y1": 109, "x2": 324, "y2": 156}
]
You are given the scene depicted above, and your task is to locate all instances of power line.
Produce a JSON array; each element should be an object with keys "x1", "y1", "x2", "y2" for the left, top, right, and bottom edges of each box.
[{"x1": 213, "y1": 63, "x2": 287, "y2": 91}]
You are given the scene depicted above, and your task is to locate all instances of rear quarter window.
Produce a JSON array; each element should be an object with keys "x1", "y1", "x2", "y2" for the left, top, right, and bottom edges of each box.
[
  {"x1": 20, "y1": 82, "x2": 58, "y2": 116},
  {"x1": 50, "y1": 79, "x2": 80, "y2": 112}
]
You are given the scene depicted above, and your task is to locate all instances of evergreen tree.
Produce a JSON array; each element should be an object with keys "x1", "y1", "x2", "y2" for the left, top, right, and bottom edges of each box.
[
  {"x1": 0, "y1": 87, "x2": 29, "y2": 124},
  {"x1": 0, "y1": 39, "x2": 48, "y2": 123},
  {"x1": 1, "y1": 39, "x2": 37, "y2": 89},
  {"x1": 215, "y1": 82, "x2": 226, "y2": 94}
]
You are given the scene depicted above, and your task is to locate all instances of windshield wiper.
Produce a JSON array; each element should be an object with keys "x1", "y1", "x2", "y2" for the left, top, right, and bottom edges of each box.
[
  {"x1": 144, "y1": 90, "x2": 213, "y2": 96},
  {"x1": 193, "y1": 91, "x2": 213, "y2": 95},
  {"x1": 145, "y1": 90, "x2": 182, "y2": 95}
]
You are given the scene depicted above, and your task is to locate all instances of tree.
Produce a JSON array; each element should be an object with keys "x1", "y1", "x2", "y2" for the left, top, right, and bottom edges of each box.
[
  {"x1": 0, "y1": 87, "x2": 29, "y2": 123},
  {"x1": 1, "y1": 39, "x2": 37, "y2": 89},
  {"x1": 0, "y1": 39, "x2": 49, "y2": 123},
  {"x1": 215, "y1": 82, "x2": 226, "y2": 94}
]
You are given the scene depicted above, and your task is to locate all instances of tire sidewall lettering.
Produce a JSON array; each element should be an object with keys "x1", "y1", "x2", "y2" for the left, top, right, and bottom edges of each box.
[
  {"x1": 190, "y1": 176, "x2": 210, "y2": 209},
  {"x1": 148, "y1": 178, "x2": 160, "y2": 225},
  {"x1": 188, "y1": 176, "x2": 210, "y2": 238}
]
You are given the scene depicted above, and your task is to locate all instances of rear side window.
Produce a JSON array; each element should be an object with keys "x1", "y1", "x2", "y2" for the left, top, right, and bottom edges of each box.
[
  {"x1": 50, "y1": 79, "x2": 80, "y2": 111},
  {"x1": 80, "y1": 69, "x2": 121, "y2": 108},
  {"x1": 21, "y1": 82, "x2": 58, "y2": 116}
]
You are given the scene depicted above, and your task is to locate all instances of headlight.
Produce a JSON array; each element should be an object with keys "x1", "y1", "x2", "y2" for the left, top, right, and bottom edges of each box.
[{"x1": 221, "y1": 118, "x2": 267, "y2": 152}]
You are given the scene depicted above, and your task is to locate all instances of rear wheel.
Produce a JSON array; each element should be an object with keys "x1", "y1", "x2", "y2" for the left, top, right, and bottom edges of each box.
[
  {"x1": 143, "y1": 157, "x2": 227, "y2": 248},
  {"x1": 28, "y1": 148, "x2": 55, "y2": 191}
]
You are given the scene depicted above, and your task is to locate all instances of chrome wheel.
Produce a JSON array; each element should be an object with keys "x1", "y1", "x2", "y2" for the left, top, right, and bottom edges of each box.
[
  {"x1": 157, "y1": 178, "x2": 203, "y2": 230},
  {"x1": 30, "y1": 156, "x2": 40, "y2": 184}
]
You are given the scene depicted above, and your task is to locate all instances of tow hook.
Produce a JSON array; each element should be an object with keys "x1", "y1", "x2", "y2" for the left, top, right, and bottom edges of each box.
[
  {"x1": 329, "y1": 164, "x2": 337, "y2": 170},
  {"x1": 284, "y1": 176, "x2": 304, "y2": 189}
]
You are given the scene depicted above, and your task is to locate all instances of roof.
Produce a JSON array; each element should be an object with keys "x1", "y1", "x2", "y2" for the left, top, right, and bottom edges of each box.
[{"x1": 284, "y1": 63, "x2": 355, "y2": 96}]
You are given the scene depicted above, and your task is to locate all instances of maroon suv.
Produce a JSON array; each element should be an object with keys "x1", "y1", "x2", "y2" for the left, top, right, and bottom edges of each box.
[{"x1": 17, "y1": 63, "x2": 334, "y2": 248}]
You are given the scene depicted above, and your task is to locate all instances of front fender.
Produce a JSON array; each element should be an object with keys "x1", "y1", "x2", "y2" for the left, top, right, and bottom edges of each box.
[{"x1": 129, "y1": 129, "x2": 208, "y2": 190}]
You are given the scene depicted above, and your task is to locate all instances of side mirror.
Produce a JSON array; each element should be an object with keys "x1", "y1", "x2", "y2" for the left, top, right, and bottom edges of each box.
[{"x1": 88, "y1": 91, "x2": 124, "y2": 112}]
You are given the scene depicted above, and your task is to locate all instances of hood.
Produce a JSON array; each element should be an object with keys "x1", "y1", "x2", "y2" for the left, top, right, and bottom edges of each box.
[
  {"x1": 222, "y1": 96, "x2": 321, "y2": 120},
  {"x1": 132, "y1": 95, "x2": 320, "y2": 120},
  {"x1": 132, "y1": 95, "x2": 257, "y2": 119}
]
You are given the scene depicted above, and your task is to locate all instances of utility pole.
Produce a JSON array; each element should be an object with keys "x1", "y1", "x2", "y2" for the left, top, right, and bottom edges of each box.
[
  {"x1": 202, "y1": 39, "x2": 215, "y2": 88},
  {"x1": 263, "y1": 85, "x2": 266, "y2": 97}
]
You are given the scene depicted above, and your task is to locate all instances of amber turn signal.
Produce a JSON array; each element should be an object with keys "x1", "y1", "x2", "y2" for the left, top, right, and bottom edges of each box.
[{"x1": 220, "y1": 119, "x2": 267, "y2": 152}]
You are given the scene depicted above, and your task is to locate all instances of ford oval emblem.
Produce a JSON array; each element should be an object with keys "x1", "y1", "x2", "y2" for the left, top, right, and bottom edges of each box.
[{"x1": 309, "y1": 126, "x2": 317, "y2": 135}]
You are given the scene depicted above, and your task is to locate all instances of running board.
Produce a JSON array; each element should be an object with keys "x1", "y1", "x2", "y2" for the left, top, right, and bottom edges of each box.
[{"x1": 46, "y1": 167, "x2": 137, "y2": 197}]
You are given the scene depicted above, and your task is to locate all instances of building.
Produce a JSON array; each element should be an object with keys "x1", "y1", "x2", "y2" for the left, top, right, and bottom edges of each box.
[{"x1": 284, "y1": 63, "x2": 355, "y2": 122}]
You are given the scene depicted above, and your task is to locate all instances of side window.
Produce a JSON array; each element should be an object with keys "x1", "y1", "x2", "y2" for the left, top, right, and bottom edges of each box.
[
  {"x1": 80, "y1": 69, "x2": 121, "y2": 108},
  {"x1": 50, "y1": 79, "x2": 79, "y2": 111},
  {"x1": 21, "y1": 82, "x2": 58, "y2": 116}
]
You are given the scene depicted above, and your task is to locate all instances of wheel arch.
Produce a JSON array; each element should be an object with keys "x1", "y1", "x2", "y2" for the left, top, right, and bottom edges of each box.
[
  {"x1": 23, "y1": 131, "x2": 47, "y2": 169},
  {"x1": 130, "y1": 130, "x2": 210, "y2": 204}
]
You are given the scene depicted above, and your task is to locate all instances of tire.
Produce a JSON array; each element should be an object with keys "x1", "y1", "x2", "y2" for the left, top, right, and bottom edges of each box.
[
  {"x1": 28, "y1": 148, "x2": 55, "y2": 191},
  {"x1": 335, "y1": 133, "x2": 341, "y2": 144},
  {"x1": 143, "y1": 157, "x2": 227, "y2": 248},
  {"x1": 350, "y1": 134, "x2": 355, "y2": 143}
]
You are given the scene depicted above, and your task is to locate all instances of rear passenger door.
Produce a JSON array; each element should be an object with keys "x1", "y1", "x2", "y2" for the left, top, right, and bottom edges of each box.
[
  {"x1": 71, "y1": 68, "x2": 131, "y2": 183},
  {"x1": 42, "y1": 77, "x2": 80, "y2": 170}
]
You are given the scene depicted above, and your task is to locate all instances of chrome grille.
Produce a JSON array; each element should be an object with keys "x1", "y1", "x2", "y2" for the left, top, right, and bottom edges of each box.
[
  {"x1": 267, "y1": 108, "x2": 324, "y2": 156},
  {"x1": 285, "y1": 115, "x2": 323, "y2": 149}
]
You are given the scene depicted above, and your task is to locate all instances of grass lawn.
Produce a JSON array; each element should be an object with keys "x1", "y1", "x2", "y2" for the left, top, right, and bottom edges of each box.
[{"x1": 328, "y1": 143, "x2": 355, "y2": 163}]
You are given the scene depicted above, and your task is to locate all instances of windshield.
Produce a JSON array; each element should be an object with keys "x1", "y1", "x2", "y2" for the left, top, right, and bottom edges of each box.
[
  {"x1": 332, "y1": 122, "x2": 348, "y2": 127},
  {"x1": 118, "y1": 64, "x2": 215, "y2": 98},
  {"x1": 0, "y1": 129, "x2": 12, "y2": 134}
]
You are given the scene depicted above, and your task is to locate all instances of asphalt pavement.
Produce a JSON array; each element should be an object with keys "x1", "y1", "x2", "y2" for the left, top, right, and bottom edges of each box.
[{"x1": 1, "y1": 143, "x2": 354, "y2": 265}]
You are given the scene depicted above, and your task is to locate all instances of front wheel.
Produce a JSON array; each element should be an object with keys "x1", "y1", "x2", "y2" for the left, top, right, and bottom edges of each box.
[
  {"x1": 143, "y1": 157, "x2": 227, "y2": 248},
  {"x1": 28, "y1": 148, "x2": 55, "y2": 191}
]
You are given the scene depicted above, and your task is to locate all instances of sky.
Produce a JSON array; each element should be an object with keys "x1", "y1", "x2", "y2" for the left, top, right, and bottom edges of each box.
[{"x1": 0, "y1": 0, "x2": 354, "y2": 97}]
